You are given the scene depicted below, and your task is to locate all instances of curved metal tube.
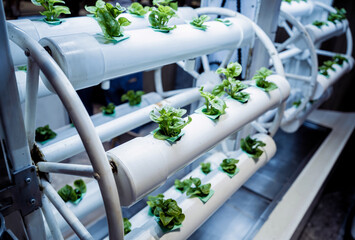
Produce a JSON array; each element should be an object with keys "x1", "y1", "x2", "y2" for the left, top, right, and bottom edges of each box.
[{"x1": 7, "y1": 22, "x2": 125, "y2": 240}]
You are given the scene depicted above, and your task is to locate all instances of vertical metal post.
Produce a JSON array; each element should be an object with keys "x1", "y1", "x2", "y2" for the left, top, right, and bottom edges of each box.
[
  {"x1": 246, "y1": 0, "x2": 282, "y2": 78},
  {"x1": 0, "y1": 1, "x2": 45, "y2": 239}
]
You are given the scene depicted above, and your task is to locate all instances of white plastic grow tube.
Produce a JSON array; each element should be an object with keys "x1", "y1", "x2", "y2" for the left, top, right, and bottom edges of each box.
[
  {"x1": 38, "y1": 15, "x2": 254, "y2": 91},
  {"x1": 41, "y1": 86, "x2": 212, "y2": 163},
  {"x1": 123, "y1": 133, "x2": 276, "y2": 240},
  {"x1": 106, "y1": 75, "x2": 290, "y2": 206},
  {"x1": 305, "y1": 20, "x2": 349, "y2": 45},
  {"x1": 312, "y1": 59, "x2": 354, "y2": 100},
  {"x1": 8, "y1": 8, "x2": 197, "y2": 66},
  {"x1": 280, "y1": 0, "x2": 315, "y2": 18}
]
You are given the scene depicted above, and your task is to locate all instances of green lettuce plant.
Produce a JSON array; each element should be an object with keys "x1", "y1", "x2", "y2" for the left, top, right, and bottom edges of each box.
[
  {"x1": 58, "y1": 179, "x2": 87, "y2": 203},
  {"x1": 292, "y1": 100, "x2": 301, "y2": 107},
  {"x1": 127, "y1": 2, "x2": 150, "y2": 16},
  {"x1": 212, "y1": 62, "x2": 250, "y2": 102},
  {"x1": 123, "y1": 218, "x2": 131, "y2": 235},
  {"x1": 252, "y1": 67, "x2": 278, "y2": 92},
  {"x1": 185, "y1": 177, "x2": 211, "y2": 198},
  {"x1": 150, "y1": 106, "x2": 192, "y2": 140},
  {"x1": 121, "y1": 90, "x2": 145, "y2": 106},
  {"x1": 240, "y1": 136, "x2": 266, "y2": 159},
  {"x1": 332, "y1": 54, "x2": 348, "y2": 66},
  {"x1": 312, "y1": 20, "x2": 328, "y2": 28},
  {"x1": 174, "y1": 178, "x2": 192, "y2": 193},
  {"x1": 85, "y1": 0, "x2": 131, "y2": 40},
  {"x1": 101, "y1": 103, "x2": 116, "y2": 115},
  {"x1": 220, "y1": 158, "x2": 239, "y2": 174},
  {"x1": 327, "y1": 8, "x2": 346, "y2": 23},
  {"x1": 35, "y1": 125, "x2": 57, "y2": 142},
  {"x1": 149, "y1": 5, "x2": 177, "y2": 32},
  {"x1": 190, "y1": 15, "x2": 210, "y2": 30},
  {"x1": 199, "y1": 87, "x2": 226, "y2": 116},
  {"x1": 147, "y1": 194, "x2": 185, "y2": 230},
  {"x1": 319, "y1": 60, "x2": 336, "y2": 77},
  {"x1": 153, "y1": 0, "x2": 178, "y2": 10},
  {"x1": 31, "y1": 0, "x2": 70, "y2": 22},
  {"x1": 200, "y1": 162, "x2": 211, "y2": 174},
  {"x1": 215, "y1": 18, "x2": 232, "y2": 26}
]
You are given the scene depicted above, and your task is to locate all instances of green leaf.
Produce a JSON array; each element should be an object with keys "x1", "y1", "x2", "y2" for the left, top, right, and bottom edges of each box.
[
  {"x1": 35, "y1": 125, "x2": 57, "y2": 142},
  {"x1": 232, "y1": 91, "x2": 250, "y2": 103},
  {"x1": 220, "y1": 158, "x2": 239, "y2": 174},
  {"x1": 190, "y1": 15, "x2": 210, "y2": 29},
  {"x1": 332, "y1": 54, "x2": 348, "y2": 66},
  {"x1": 101, "y1": 103, "x2": 116, "y2": 115},
  {"x1": 121, "y1": 90, "x2": 144, "y2": 106},
  {"x1": 74, "y1": 179, "x2": 86, "y2": 194},
  {"x1": 148, "y1": 5, "x2": 176, "y2": 31},
  {"x1": 118, "y1": 17, "x2": 131, "y2": 27},
  {"x1": 123, "y1": 218, "x2": 131, "y2": 235},
  {"x1": 312, "y1": 20, "x2": 328, "y2": 28},
  {"x1": 58, "y1": 184, "x2": 77, "y2": 202},
  {"x1": 174, "y1": 179, "x2": 192, "y2": 193},
  {"x1": 240, "y1": 136, "x2": 266, "y2": 159},
  {"x1": 200, "y1": 162, "x2": 211, "y2": 174}
]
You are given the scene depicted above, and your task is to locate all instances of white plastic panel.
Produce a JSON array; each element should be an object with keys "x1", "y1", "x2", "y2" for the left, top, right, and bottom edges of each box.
[
  {"x1": 107, "y1": 75, "x2": 290, "y2": 206},
  {"x1": 39, "y1": 15, "x2": 254, "y2": 91}
]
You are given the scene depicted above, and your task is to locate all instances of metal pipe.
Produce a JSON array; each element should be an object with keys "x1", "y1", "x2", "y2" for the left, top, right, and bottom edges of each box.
[
  {"x1": 41, "y1": 180, "x2": 93, "y2": 240},
  {"x1": 37, "y1": 162, "x2": 94, "y2": 177},
  {"x1": 41, "y1": 195, "x2": 64, "y2": 240},
  {"x1": 7, "y1": 22, "x2": 124, "y2": 240},
  {"x1": 41, "y1": 86, "x2": 212, "y2": 163},
  {"x1": 24, "y1": 58, "x2": 39, "y2": 148}
]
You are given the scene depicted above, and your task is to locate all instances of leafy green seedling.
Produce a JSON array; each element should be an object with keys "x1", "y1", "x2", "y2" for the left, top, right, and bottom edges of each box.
[
  {"x1": 31, "y1": 0, "x2": 70, "y2": 22},
  {"x1": 312, "y1": 20, "x2": 328, "y2": 28},
  {"x1": 319, "y1": 60, "x2": 336, "y2": 77},
  {"x1": 220, "y1": 158, "x2": 239, "y2": 174},
  {"x1": 123, "y1": 217, "x2": 131, "y2": 235},
  {"x1": 293, "y1": 100, "x2": 301, "y2": 107},
  {"x1": 240, "y1": 136, "x2": 266, "y2": 159},
  {"x1": 233, "y1": 92, "x2": 250, "y2": 103},
  {"x1": 85, "y1": 0, "x2": 131, "y2": 40},
  {"x1": 213, "y1": 62, "x2": 249, "y2": 101},
  {"x1": 150, "y1": 106, "x2": 192, "y2": 140},
  {"x1": 35, "y1": 125, "x2": 57, "y2": 142},
  {"x1": 333, "y1": 54, "x2": 348, "y2": 66},
  {"x1": 121, "y1": 90, "x2": 145, "y2": 106},
  {"x1": 327, "y1": 8, "x2": 346, "y2": 23},
  {"x1": 199, "y1": 86, "x2": 226, "y2": 116},
  {"x1": 153, "y1": 0, "x2": 178, "y2": 10},
  {"x1": 17, "y1": 65, "x2": 27, "y2": 72},
  {"x1": 128, "y1": 2, "x2": 150, "y2": 16},
  {"x1": 149, "y1": 5, "x2": 177, "y2": 32},
  {"x1": 252, "y1": 67, "x2": 278, "y2": 92},
  {"x1": 174, "y1": 178, "x2": 192, "y2": 193},
  {"x1": 58, "y1": 179, "x2": 87, "y2": 203},
  {"x1": 147, "y1": 194, "x2": 185, "y2": 230},
  {"x1": 186, "y1": 177, "x2": 211, "y2": 198},
  {"x1": 190, "y1": 15, "x2": 210, "y2": 30},
  {"x1": 215, "y1": 18, "x2": 232, "y2": 26},
  {"x1": 101, "y1": 103, "x2": 116, "y2": 115},
  {"x1": 200, "y1": 162, "x2": 211, "y2": 174}
]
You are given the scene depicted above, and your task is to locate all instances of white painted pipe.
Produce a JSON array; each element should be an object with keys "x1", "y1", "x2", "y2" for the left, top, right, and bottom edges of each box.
[
  {"x1": 41, "y1": 195, "x2": 64, "y2": 240},
  {"x1": 48, "y1": 181, "x2": 105, "y2": 239},
  {"x1": 38, "y1": 15, "x2": 254, "y2": 91},
  {"x1": 312, "y1": 58, "x2": 354, "y2": 100},
  {"x1": 107, "y1": 75, "x2": 290, "y2": 206},
  {"x1": 8, "y1": 8, "x2": 197, "y2": 66},
  {"x1": 41, "y1": 87, "x2": 211, "y2": 162},
  {"x1": 37, "y1": 162, "x2": 94, "y2": 177},
  {"x1": 280, "y1": 1, "x2": 315, "y2": 18},
  {"x1": 281, "y1": 88, "x2": 332, "y2": 133},
  {"x1": 125, "y1": 133, "x2": 276, "y2": 239},
  {"x1": 306, "y1": 20, "x2": 349, "y2": 45},
  {"x1": 15, "y1": 71, "x2": 52, "y2": 103}
]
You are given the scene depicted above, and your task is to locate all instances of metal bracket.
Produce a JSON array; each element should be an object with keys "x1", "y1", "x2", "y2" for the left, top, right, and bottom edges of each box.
[{"x1": 0, "y1": 165, "x2": 41, "y2": 217}]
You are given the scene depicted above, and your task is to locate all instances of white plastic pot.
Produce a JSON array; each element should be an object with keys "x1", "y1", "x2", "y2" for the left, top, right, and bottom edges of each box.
[
  {"x1": 107, "y1": 75, "x2": 290, "y2": 206},
  {"x1": 38, "y1": 16, "x2": 254, "y2": 92},
  {"x1": 312, "y1": 58, "x2": 354, "y2": 100},
  {"x1": 8, "y1": 7, "x2": 197, "y2": 66},
  {"x1": 125, "y1": 133, "x2": 276, "y2": 239},
  {"x1": 280, "y1": 1, "x2": 314, "y2": 18}
]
